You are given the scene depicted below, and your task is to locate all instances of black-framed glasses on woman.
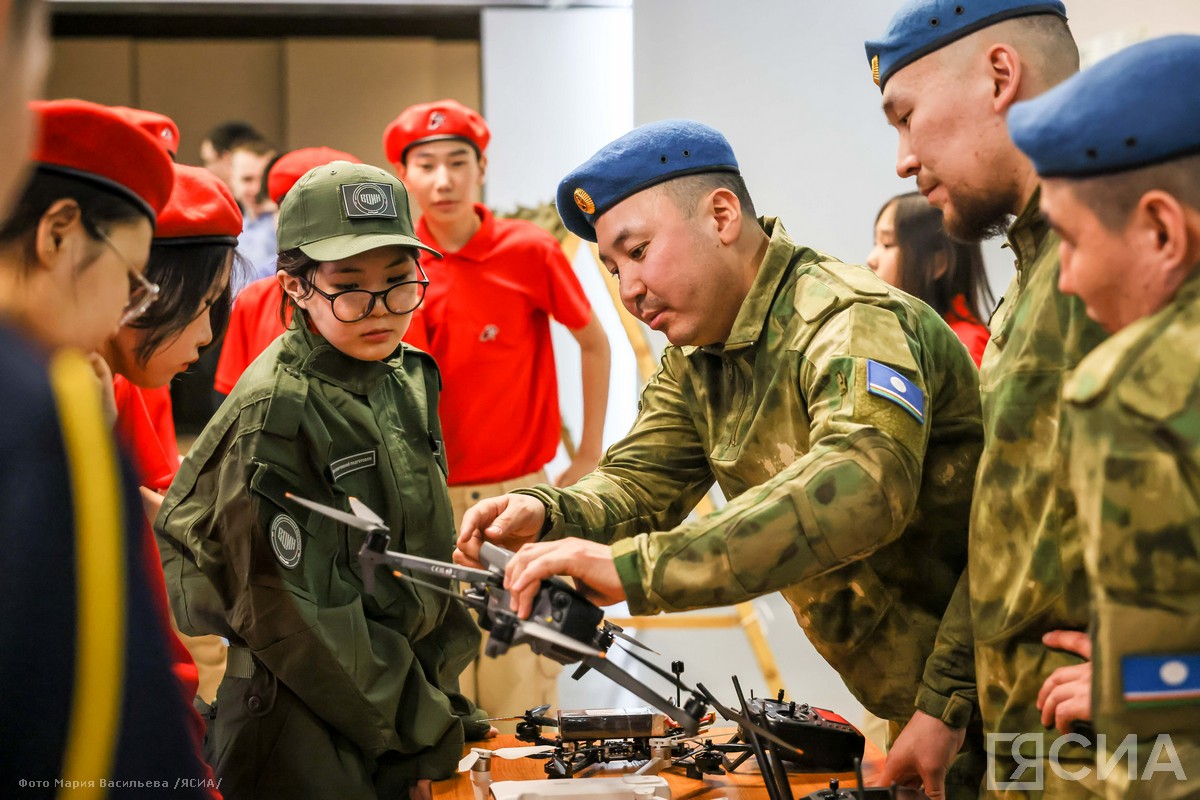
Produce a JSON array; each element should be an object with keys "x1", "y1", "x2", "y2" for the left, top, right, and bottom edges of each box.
[
  {"x1": 304, "y1": 264, "x2": 429, "y2": 323},
  {"x1": 93, "y1": 226, "x2": 160, "y2": 326}
]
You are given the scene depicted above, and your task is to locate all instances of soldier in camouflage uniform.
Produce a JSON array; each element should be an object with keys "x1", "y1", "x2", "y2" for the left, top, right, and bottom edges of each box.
[
  {"x1": 865, "y1": 1, "x2": 1111, "y2": 796},
  {"x1": 1007, "y1": 35, "x2": 1200, "y2": 799},
  {"x1": 455, "y1": 120, "x2": 987, "y2": 797},
  {"x1": 157, "y1": 163, "x2": 489, "y2": 799}
]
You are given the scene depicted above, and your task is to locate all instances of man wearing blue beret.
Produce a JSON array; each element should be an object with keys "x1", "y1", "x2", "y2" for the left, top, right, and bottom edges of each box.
[
  {"x1": 456, "y1": 119, "x2": 987, "y2": 796},
  {"x1": 1008, "y1": 34, "x2": 1200, "y2": 799},
  {"x1": 866, "y1": 2, "x2": 1110, "y2": 795}
]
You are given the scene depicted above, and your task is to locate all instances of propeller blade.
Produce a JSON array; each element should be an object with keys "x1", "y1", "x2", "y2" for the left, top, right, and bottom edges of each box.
[
  {"x1": 530, "y1": 704, "x2": 552, "y2": 716},
  {"x1": 458, "y1": 746, "x2": 556, "y2": 771},
  {"x1": 518, "y1": 621, "x2": 606, "y2": 659},
  {"x1": 286, "y1": 493, "x2": 385, "y2": 532},
  {"x1": 348, "y1": 496, "x2": 385, "y2": 526},
  {"x1": 605, "y1": 621, "x2": 659, "y2": 655}
]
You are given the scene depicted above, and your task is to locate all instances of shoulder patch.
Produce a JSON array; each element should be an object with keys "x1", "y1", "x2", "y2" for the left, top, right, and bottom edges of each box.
[
  {"x1": 794, "y1": 274, "x2": 839, "y2": 324},
  {"x1": 847, "y1": 303, "x2": 919, "y2": 372},
  {"x1": 1122, "y1": 653, "x2": 1200, "y2": 708},
  {"x1": 817, "y1": 261, "x2": 889, "y2": 297},
  {"x1": 270, "y1": 513, "x2": 303, "y2": 569},
  {"x1": 866, "y1": 360, "x2": 925, "y2": 424}
]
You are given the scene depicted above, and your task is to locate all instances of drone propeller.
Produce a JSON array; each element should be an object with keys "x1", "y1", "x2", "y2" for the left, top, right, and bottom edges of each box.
[
  {"x1": 286, "y1": 493, "x2": 387, "y2": 532},
  {"x1": 484, "y1": 704, "x2": 556, "y2": 727},
  {"x1": 603, "y1": 620, "x2": 660, "y2": 655},
  {"x1": 457, "y1": 746, "x2": 556, "y2": 772}
]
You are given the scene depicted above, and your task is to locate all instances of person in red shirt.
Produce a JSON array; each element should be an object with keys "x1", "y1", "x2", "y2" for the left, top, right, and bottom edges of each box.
[
  {"x1": 384, "y1": 99, "x2": 611, "y2": 719},
  {"x1": 868, "y1": 191, "x2": 993, "y2": 366},
  {"x1": 213, "y1": 146, "x2": 360, "y2": 396}
]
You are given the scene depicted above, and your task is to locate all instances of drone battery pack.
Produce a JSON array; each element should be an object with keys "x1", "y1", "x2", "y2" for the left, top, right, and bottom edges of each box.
[
  {"x1": 557, "y1": 708, "x2": 667, "y2": 741},
  {"x1": 489, "y1": 775, "x2": 670, "y2": 800},
  {"x1": 742, "y1": 699, "x2": 865, "y2": 773}
]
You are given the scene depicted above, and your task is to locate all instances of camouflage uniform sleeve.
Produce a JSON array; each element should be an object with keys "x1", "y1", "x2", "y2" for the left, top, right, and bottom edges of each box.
[
  {"x1": 157, "y1": 424, "x2": 464, "y2": 779},
  {"x1": 516, "y1": 349, "x2": 717, "y2": 542},
  {"x1": 609, "y1": 304, "x2": 930, "y2": 614},
  {"x1": 915, "y1": 570, "x2": 977, "y2": 728}
]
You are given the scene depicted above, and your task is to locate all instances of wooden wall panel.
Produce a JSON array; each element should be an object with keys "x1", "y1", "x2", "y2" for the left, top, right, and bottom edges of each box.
[
  {"x1": 136, "y1": 40, "x2": 284, "y2": 165},
  {"x1": 46, "y1": 38, "x2": 135, "y2": 106}
]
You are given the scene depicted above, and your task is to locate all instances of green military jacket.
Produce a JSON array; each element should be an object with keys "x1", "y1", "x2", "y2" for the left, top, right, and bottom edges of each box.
[
  {"x1": 1065, "y1": 273, "x2": 1200, "y2": 800},
  {"x1": 156, "y1": 321, "x2": 486, "y2": 784},
  {"x1": 950, "y1": 191, "x2": 1108, "y2": 767},
  {"x1": 520, "y1": 218, "x2": 983, "y2": 726}
]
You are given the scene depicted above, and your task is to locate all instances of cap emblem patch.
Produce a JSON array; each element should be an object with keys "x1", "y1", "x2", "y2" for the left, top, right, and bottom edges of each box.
[
  {"x1": 428, "y1": 111, "x2": 445, "y2": 130},
  {"x1": 573, "y1": 187, "x2": 595, "y2": 215},
  {"x1": 871, "y1": 55, "x2": 881, "y2": 86},
  {"x1": 340, "y1": 182, "x2": 398, "y2": 219}
]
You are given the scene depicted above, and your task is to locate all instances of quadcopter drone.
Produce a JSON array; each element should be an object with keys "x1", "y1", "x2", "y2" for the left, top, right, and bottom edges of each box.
[{"x1": 286, "y1": 494, "x2": 907, "y2": 800}]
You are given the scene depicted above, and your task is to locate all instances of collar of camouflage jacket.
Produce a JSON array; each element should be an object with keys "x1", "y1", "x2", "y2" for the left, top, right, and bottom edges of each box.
[
  {"x1": 711, "y1": 216, "x2": 796, "y2": 355},
  {"x1": 283, "y1": 317, "x2": 401, "y2": 395},
  {"x1": 1005, "y1": 186, "x2": 1054, "y2": 283}
]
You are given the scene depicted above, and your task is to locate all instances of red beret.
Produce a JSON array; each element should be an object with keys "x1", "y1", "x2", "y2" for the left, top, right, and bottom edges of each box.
[
  {"x1": 112, "y1": 106, "x2": 180, "y2": 158},
  {"x1": 267, "y1": 146, "x2": 361, "y2": 205},
  {"x1": 382, "y1": 99, "x2": 490, "y2": 166},
  {"x1": 31, "y1": 99, "x2": 174, "y2": 222},
  {"x1": 155, "y1": 164, "x2": 242, "y2": 244}
]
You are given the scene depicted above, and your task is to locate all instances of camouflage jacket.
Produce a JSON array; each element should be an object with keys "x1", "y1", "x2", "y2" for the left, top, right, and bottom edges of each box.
[
  {"x1": 519, "y1": 218, "x2": 983, "y2": 725},
  {"x1": 1065, "y1": 272, "x2": 1200, "y2": 799},
  {"x1": 156, "y1": 321, "x2": 486, "y2": 784},
  {"x1": 950, "y1": 191, "x2": 1108, "y2": 762}
]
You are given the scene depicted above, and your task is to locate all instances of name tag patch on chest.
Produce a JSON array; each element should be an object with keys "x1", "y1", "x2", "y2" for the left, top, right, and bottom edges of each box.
[
  {"x1": 1122, "y1": 653, "x2": 1200, "y2": 707},
  {"x1": 866, "y1": 359, "x2": 925, "y2": 423},
  {"x1": 270, "y1": 514, "x2": 302, "y2": 569},
  {"x1": 331, "y1": 450, "x2": 377, "y2": 481}
]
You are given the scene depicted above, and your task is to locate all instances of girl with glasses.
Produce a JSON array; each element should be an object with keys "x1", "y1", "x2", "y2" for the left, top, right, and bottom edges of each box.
[{"x1": 157, "y1": 162, "x2": 492, "y2": 800}]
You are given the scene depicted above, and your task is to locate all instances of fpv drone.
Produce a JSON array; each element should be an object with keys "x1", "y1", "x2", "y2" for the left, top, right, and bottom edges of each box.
[{"x1": 286, "y1": 494, "x2": 910, "y2": 800}]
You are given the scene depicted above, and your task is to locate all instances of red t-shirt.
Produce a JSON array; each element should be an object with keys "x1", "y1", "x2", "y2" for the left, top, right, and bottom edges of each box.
[
  {"x1": 944, "y1": 294, "x2": 990, "y2": 367},
  {"x1": 214, "y1": 277, "x2": 289, "y2": 394},
  {"x1": 404, "y1": 204, "x2": 592, "y2": 485}
]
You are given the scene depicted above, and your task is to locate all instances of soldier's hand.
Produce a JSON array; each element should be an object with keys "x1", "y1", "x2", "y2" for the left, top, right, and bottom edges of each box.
[
  {"x1": 503, "y1": 538, "x2": 626, "y2": 619},
  {"x1": 454, "y1": 494, "x2": 546, "y2": 568},
  {"x1": 878, "y1": 709, "x2": 965, "y2": 800},
  {"x1": 1037, "y1": 630, "x2": 1092, "y2": 734},
  {"x1": 409, "y1": 779, "x2": 432, "y2": 800}
]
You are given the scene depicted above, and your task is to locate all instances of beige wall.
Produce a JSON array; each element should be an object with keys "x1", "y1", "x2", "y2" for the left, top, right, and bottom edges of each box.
[{"x1": 46, "y1": 36, "x2": 480, "y2": 169}]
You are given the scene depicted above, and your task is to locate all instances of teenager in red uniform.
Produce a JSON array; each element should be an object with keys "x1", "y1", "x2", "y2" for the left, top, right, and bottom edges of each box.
[
  {"x1": 868, "y1": 191, "x2": 993, "y2": 365},
  {"x1": 384, "y1": 99, "x2": 611, "y2": 718},
  {"x1": 214, "y1": 146, "x2": 359, "y2": 395}
]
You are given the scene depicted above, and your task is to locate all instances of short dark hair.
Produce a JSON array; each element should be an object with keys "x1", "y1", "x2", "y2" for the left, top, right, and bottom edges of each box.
[
  {"x1": 658, "y1": 172, "x2": 757, "y2": 221},
  {"x1": 124, "y1": 243, "x2": 242, "y2": 363},
  {"x1": 878, "y1": 192, "x2": 994, "y2": 321},
  {"x1": 0, "y1": 168, "x2": 147, "y2": 270},
  {"x1": 1068, "y1": 153, "x2": 1200, "y2": 231},
  {"x1": 203, "y1": 121, "x2": 266, "y2": 156}
]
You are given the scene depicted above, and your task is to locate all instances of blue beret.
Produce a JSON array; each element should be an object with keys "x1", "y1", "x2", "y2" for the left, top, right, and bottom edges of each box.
[
  {"x1": 1009, "y1": 35, "x2": 1200, "y2": 179},
  {"x1": 865, "y1": 0, "x2": 1067, "y2": 91},
  {"x1": 556, "y1": 120, "x2": 740, "y2": 243}
]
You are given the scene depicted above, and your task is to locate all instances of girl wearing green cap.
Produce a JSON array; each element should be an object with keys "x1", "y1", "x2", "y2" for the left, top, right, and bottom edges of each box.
[{"x1": 156, "y1": 162, "x2": 491, "y2": 800}]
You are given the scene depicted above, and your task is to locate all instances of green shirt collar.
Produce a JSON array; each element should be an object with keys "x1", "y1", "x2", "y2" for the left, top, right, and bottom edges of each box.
[
  {"x1": 1006, "y1": 186, "x2": 1053, "y2": 274},
  {"x1": 702, "y1": 216, "x2": 793, "y2": 356},
  {"x1": 284, "y1": 317, "x2": 399, "y2": 394}
]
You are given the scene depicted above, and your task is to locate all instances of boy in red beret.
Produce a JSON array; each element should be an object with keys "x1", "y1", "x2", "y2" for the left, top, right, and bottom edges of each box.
[{"x1": 383, "y1": 99, "x2": 611, "y2": 720}]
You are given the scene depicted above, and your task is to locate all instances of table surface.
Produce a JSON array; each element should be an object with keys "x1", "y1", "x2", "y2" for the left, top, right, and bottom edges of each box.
[{"x1": 433, "y1": 733, "x2": 886, "y2": 800}]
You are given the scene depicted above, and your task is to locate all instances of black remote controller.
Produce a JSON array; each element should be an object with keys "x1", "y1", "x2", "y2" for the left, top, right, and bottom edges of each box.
[{"x1": 740, "y1": 695, "x2": 866, "y2": 772}]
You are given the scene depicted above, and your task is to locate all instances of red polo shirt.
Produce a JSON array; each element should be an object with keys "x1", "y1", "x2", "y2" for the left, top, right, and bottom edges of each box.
[
  {"x1": 944, "y1": 294, "x2": 989, "y2": 367},
  {"x1": 214, "y1": 277, "x2": 289, "y2": 394},
  {"x1": 405, "y1": 204, "x2": 592, "y2": 485},
  {"x1": 113, "y1": 378, "x2": 180, "y2": 492}
]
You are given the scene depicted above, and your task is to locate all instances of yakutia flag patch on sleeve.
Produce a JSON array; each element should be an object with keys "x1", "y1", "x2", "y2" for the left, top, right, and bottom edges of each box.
[
  {"x1": 1123, "y1": 653, "x2": 1200, "y2": 707},
  {"x1": 866, "y1": 359, "x2": 925, "y2": 423}
]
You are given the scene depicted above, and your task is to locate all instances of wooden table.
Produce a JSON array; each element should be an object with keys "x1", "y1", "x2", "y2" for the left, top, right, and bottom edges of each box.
[{"x1": 434, "y1": 734, "x2": 885, "y2": 800}]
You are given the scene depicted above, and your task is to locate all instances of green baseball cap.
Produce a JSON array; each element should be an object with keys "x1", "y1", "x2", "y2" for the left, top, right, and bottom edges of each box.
[{"x1": 276, "y1": 160, "x2": 441, "y2": 261}]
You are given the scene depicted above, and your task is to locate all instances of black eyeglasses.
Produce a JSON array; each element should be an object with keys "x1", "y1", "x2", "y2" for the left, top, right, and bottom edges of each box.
[
  {"x1": 94, "y1": 227, "x2": 160, "y2": 326},
  {"x1": 304, "y1": 264, "x2": 429, "y2": 323}
]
